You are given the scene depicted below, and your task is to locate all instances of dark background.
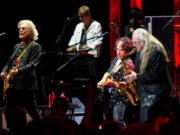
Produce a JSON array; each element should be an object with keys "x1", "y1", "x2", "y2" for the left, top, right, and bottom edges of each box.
[{"x1": 0, "y1": 0, "x2": 174, "y2": 105}]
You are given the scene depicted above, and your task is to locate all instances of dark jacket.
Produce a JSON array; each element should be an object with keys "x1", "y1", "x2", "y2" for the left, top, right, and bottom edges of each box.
[
  {"x1": 2, "y1": 41, "x2": 42, "y2": 91},
  {"x1": 134, "y1": 50, "x2": 173, "y2": 106}
]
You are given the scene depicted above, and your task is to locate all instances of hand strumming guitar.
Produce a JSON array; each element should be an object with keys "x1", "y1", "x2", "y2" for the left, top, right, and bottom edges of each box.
[{"x1": 11, "y1": 67, "x2": 18, "y2": 75}]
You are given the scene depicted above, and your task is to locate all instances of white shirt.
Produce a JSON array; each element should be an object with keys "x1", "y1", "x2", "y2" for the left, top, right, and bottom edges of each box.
[{"x1": 68, "y1": 20, "x2": 103, "y2": 58}]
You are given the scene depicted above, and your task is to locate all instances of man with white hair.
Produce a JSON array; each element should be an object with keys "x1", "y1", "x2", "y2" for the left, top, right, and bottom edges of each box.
[
  {"x1": 1, "y1": 19, "x2": 42, "y2": 126},
  {"x1": 125, "y1": 28, "x2": 174, "y2": 122}
]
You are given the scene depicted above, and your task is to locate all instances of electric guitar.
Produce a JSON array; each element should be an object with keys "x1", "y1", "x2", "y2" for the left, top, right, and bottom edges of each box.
[{"x1": 2, "y1": 64, "x2": 20, "y2": 100}]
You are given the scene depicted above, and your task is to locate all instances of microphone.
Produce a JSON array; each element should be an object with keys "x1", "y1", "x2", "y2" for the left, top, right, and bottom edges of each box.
[
  {"x1": 96, "y1": 32, "x2": 108, "y2": 39},
  {"x1": 66, "y1": 15, "x2": 77, "y2": 21},
  {"x1": 0, "y1": 32, "x2": 6, "y2": 37}
]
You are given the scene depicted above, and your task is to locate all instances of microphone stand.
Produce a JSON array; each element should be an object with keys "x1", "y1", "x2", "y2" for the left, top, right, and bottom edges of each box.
[
  {"x1": 56, "y1": 54, "x2": 79, "y2": 72},
  {"x1": 49, "y1": 16, "x2": 74, "y2": 108},
  {"x1": 55, "y1": 16, "x2": 75, "y2": 45},
  {"x1": 56, "y1": 32, "x2": 108, "y2": 72},
  {"x1": 55, "y1": 32, "x2": 108, "y2": 109},
  {"x1": 162, "y1": 9, "x2": 180, "y2": 30},
  {"x1": 66, "y1": 32, "x2": 108, "y2": 49}
]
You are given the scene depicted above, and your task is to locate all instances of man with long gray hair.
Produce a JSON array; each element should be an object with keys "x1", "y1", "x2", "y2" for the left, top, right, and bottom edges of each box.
[{"x1": 125, "y1": 28, "x2": 174, "y2": 122}]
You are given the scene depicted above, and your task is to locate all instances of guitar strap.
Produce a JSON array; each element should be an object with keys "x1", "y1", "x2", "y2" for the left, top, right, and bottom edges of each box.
[{"x1": 14, "y1": 42, "x2": 32, "y2": 65}]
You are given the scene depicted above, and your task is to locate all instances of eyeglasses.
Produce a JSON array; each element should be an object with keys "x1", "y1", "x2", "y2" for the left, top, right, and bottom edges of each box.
[
  {"x1": 132, "y1": 40, "x2": 144, "y2": 45},
  {"x1": 116, "y1": 48, "x2": 125, "y2": 52},
  {"x1": 78, "y1": 15, "x2": 87, "y2": 19}
]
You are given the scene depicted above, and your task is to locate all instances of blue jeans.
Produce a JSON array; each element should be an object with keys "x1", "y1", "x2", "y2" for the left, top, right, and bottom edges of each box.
[
  {"x1": 140, "y1": 105, "x2": 151, "y2": 122},
  {"x1": 113, "y1": 103, "x2": 126, "y2": 128}
]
